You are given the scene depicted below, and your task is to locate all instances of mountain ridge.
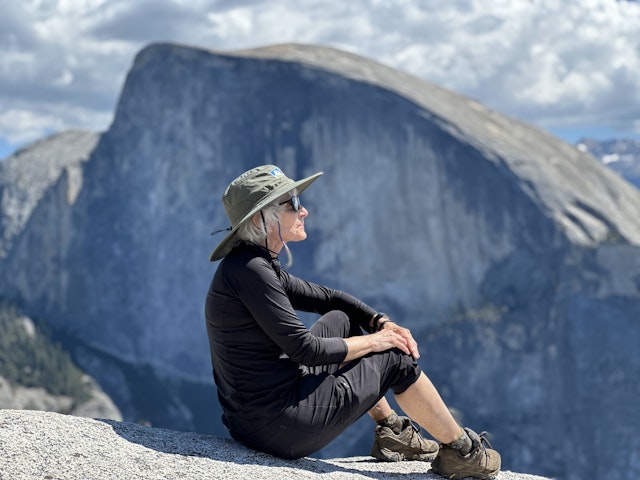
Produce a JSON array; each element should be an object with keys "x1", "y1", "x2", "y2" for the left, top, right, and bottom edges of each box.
[
  {"x1": 577, "y1": 137, "x2": 640, "y2": 188},
  {"x1": 139, "y1": 42, "x2": 640, "y2": 247}
]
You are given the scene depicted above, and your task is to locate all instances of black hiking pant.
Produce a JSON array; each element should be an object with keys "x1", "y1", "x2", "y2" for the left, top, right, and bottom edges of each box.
[{"x1": 231, "y1": 310, "x2": 422, "y2": 459}]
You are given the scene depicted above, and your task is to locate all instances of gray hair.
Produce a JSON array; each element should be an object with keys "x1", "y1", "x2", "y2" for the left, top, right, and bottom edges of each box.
[
  {"x1": 232, "y1": 189, "x2": 299, "y2": 251},
  {"x1": 234, "y1": 204, "x2": 282, "y2": 246}
]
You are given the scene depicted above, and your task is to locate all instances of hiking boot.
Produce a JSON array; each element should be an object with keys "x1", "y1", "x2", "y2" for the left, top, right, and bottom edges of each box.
[
  {"x1": 371, "y1": 416, "x2": 439, "y2": 462},
  {"x1": 431, "y1": 428, "x2": 501, "y2": 479}
]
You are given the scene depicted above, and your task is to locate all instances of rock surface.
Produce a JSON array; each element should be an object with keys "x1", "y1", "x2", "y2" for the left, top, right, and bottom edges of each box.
[
  {"x1": 1, "y1": 43, "x2": 639, "y2": 480},
  {"x1": 0, "y1": 409, "x2": 549, "y2": 480},
  {"x1": 0, "y1": 375, "x2": 121, "y2": 421}
]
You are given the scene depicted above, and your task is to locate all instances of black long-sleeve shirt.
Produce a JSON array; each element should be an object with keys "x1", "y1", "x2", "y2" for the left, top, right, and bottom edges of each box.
[{"x1": 205, "y1": 243, "x2": 377, "y2": 423}]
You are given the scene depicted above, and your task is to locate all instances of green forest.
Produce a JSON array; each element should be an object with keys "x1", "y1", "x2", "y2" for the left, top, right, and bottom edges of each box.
[{"x1": 0, "y1": 303, "x2": 91, "y2": 403}]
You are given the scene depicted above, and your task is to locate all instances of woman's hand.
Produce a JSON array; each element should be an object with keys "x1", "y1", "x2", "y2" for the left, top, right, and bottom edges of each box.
[
  {"x1": 342, "y1": 321, "x2": 420, "y2": 362},
  {"x1": 379, "y1": 321, "x2": 420, "y2": 360}
]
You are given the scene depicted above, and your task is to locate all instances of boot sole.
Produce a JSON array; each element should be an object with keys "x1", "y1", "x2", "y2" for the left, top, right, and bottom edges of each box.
[{"x1": 373, "y1": 446, "x2": 437, "y2": 462}]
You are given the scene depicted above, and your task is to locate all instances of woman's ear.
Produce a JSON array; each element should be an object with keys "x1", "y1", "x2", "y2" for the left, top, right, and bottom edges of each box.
[{"x1": 252, "y1": 213, "x2": 262, "y2": 227}]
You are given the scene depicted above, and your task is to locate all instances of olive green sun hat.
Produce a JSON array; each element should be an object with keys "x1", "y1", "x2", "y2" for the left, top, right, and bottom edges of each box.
[{"x1": 209, "y1": 165, "x2": 323, "y2": 261}]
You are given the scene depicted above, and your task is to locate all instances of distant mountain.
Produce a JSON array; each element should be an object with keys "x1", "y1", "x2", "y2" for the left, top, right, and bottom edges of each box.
[{"x1": 577, "y1": 138, "x2": 640, "y2": 188}]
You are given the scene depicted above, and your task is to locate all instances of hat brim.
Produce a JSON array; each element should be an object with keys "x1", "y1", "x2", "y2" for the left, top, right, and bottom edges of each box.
[{"x1": 209, "y1": 171, "x2": 323, "y2": 261}]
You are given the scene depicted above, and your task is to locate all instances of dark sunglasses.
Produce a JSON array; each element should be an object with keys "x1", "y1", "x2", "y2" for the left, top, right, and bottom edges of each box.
[{"x1": 278, "y1": 195, "x2": 301, "y2": 211}]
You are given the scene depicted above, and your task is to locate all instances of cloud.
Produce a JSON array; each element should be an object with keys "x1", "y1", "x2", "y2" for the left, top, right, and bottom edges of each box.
[
  {"x1": 0, "y1": 0, "x2": 639, "y2": 152},
  {"x1": 88, "y1": 0, "x2": 211, "y2": 42},
  {"x1": 0, "y1": 105, "x2": 112, "y2": 145}
]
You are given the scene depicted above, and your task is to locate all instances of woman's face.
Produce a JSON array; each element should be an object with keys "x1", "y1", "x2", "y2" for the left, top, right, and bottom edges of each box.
[{"x1": 271, "y1": 195, "x2": 308, "y2": 246}]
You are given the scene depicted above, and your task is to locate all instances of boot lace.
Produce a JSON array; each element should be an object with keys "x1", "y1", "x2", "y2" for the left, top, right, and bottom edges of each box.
[
  {"x1": 470, "y1": 431, "x2": 495, "y2": 459},
  {"x1": 477, "y1": 431, "x2": 494, "y2": 450}
]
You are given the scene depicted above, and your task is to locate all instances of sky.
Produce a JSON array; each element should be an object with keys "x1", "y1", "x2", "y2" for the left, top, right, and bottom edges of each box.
[{"x1": 1, "y1": 0, "x2": 640, "y2": 160}]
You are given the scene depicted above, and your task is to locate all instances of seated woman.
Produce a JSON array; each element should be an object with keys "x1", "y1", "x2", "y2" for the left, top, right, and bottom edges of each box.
[{"x1": 205, "y1": 165, "x2": 500, "y2": 479}]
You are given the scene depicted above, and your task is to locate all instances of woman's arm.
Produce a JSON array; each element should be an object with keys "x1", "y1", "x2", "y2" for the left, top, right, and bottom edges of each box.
[
  {"x1": 283, "y1": 272, "x2": 377, "y2": 329},
  {"x1": 230, "y1": 255, "x2": 349, "y2": 366}
]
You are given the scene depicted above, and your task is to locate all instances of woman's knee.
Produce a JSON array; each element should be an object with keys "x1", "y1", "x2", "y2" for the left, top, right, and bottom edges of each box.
[
  {"x1": 387, "y1": 349, "x2": 422, "y2": 394},
  {"x1": 310, "y1": 310, "x2": 351, "y2": 338}
]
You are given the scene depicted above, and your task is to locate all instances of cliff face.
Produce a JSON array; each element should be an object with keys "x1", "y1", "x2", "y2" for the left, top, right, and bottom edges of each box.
[
  {"x1": 1, "y1": 43, "x2": 639, "y2": 480},
  {"x1": 0, "y1": 129, "x2": 99, "y2": 257}
]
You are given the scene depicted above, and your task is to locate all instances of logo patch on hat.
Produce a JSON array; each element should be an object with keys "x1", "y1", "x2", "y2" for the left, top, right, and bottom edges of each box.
[{"x1": 269, "y1": 167, "x2": 283, "y2": 177}]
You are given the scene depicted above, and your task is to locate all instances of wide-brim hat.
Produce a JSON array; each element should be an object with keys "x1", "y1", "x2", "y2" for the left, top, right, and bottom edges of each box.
[{"x1": 209, "y1": 165, "x2": 323, "y2": 261}]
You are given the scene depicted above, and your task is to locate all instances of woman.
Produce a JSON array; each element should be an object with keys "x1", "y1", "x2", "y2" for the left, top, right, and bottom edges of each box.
[{"x1": 205, "y1": 165, "x2": 500, "y2": 479}]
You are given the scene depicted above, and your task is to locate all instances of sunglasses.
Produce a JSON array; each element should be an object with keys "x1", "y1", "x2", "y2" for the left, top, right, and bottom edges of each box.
[{"x1": 278, "y1": 195, "x2": 301, "y2": 211}]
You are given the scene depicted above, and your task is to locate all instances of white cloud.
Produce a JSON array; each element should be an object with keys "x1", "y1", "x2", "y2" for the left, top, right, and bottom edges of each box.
[
  {"x1": 0, "y1": 0, "x2": 639, "y2": 152},
  {"x1": 0, "y1": 105, "x2": 111, "y2": 145}
]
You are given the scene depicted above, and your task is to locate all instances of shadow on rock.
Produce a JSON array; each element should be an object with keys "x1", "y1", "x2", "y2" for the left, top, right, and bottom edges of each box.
[{"x1": 99, "y1": 418, "x2": 430, "y2": 479}]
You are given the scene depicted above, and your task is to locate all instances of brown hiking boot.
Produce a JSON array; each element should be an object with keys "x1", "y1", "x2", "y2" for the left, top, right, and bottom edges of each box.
[
  {"x1": 431, "y1": 428, "x2": 501, "y2": 479},
  {"x1": 371, "y1": 416, "x2": 439, "y2": 462}
]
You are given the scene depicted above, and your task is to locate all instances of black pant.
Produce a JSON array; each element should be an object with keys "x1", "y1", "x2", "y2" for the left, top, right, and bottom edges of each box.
[{"x1": 234, "y1": 311, "x2": 422, "y2": 459}]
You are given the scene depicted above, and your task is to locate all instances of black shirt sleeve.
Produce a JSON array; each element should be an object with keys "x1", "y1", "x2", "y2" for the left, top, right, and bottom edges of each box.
[
  {"x1": 226, "y1": 254, "x2": 348, "y2": 366},
  {"x1": 280, "y1": 270, "x2": 377, "y2": 331}
]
